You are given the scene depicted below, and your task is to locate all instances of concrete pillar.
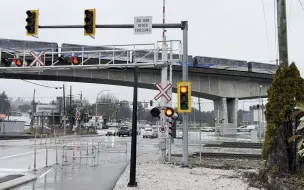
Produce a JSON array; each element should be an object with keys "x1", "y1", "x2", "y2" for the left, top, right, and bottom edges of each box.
[
  {"x1": 214, "y1": 97, "x2": 237, "y2": 136},
  {"x1": 214, "y1": 98, "x2": 228, "y2": 122},
  {"x1": 227, "y1": 98, "x2": 238, "y2": 125}
]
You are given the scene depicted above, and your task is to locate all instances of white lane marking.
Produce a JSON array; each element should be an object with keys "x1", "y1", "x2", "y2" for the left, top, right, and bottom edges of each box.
[
  {"x1": 0, "y1": 168, "x2": 29, "y2": 172},
  {"x1": 39, "y1": 168, "x2": 52, "y2": 178},
  {"x1": 0, "y1": 150, "x2": 44, "y2": 160}
]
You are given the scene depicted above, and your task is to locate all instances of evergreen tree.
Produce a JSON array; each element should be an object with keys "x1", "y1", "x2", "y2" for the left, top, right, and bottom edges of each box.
[{"x1": 263, "y1": 63, "x2": 304, "y2": 173}]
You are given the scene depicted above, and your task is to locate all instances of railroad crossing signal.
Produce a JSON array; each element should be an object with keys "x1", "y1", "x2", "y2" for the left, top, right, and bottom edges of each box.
[
  {"x1": 84, "y1": 9, "x2": 96, "y2": 36},
  {"x1": 154, "y1": 83, "x2": 172, "y2": 101},
  {"x1": 30, "y1": 51, "x2": 45, "y2": 66},
  {"x1": 25, "y1": 10, "x2": 39, "y2": 36},
  {"x1": 177, "y1": 82, "x2": 192, "y2": 113},
  {"x1": 164, "y1": 107, "x2": 174, "y2": 117}
]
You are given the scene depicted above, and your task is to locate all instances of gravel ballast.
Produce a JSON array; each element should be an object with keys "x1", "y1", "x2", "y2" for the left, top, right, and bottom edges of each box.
[{"x1": 114, "y1": 151, "x2": 259, "y2": 190}]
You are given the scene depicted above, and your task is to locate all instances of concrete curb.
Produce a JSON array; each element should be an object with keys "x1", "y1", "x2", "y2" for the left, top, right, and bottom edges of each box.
[{"x1": 0, "y1": 174, "x2": 37, "y2": 190}]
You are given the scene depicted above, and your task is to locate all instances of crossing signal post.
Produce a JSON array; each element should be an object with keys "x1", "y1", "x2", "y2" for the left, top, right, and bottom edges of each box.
[
  {"x1": 84, "y1": 9, "x2": 96, "y2": 36},
  {"x1": 25, "y1": 10, "x2": 39, "y2": 36},
  {"x1": 177, "y1": 82, "x2": 192, "y2": 113}
]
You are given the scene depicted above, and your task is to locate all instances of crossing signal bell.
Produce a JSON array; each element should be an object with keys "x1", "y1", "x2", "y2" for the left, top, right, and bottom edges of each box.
[
  {"x1": 177, "y1": 82, "x2": 192, "y2": 113},
  {"x1": 25, "y1": 10, "x2": 39, "y2": 36},
  {"x1": 84, "y1": 9, "x2": 96, "y2": 36},
  {"x1": 150, "y1": 107, "x2": 161, "y2": 118}
]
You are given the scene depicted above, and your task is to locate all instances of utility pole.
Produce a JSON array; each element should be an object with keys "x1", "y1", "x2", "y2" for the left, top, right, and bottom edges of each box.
[
  {"x1": 63, "y1": 84, "x2": 66, "y2": 135},
  {"x1": 277, "y1": 0, "x2": 289, "y2": 67},
  {"x1": 31, "y1": 89, "x2": 36, "y2": 130},
  {"x1": 198, "y1": 97, "x2": 201, "y2": 127}
]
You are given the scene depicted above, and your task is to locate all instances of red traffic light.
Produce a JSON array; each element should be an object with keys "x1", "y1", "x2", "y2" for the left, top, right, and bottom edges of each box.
[
  {"x1": 70, "y1": 56, "x2": 80, "y2": 65},
  {"x1": 13, "y1": 58, "x2": 23, "y2": 67}
]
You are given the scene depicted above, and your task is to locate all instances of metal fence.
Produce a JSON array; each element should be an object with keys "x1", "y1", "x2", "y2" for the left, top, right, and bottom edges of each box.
[{"x1": 166, "y1": 127, "x2": 264, "y2": 169}]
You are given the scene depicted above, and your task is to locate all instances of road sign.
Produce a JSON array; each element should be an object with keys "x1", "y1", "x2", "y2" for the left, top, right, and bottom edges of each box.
[
  {"x1": 159, "y1": 126, "x2": 166, "y2": 133},
  {"x1": 30, "y1": 51, "x2": 45, "y2": 66},
  {"x1": 154, "y1": 83, "x2": 172, "y2": 101},
  {"x1": 134, "y1": 16, "x2": 152, "y2": 35}
]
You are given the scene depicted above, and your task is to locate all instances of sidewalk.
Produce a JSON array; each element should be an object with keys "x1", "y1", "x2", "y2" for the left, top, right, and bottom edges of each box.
[{"x1": 114, "y1": 152, "x2": 259, "y2": 190}]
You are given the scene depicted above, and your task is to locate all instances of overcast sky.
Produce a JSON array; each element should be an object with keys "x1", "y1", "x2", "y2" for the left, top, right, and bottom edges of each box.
[{"x1": 0, "y1": 0, "x2": 303, "y2": 111}]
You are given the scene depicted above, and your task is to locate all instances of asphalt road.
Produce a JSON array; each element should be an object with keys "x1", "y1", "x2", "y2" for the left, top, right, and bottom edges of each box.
[
  {"x1": 0, "y1": 135, "x2": 159, "y2": 190},
  {"x1": 0, "y1": 131, "x2": 256, "y2": 190}
]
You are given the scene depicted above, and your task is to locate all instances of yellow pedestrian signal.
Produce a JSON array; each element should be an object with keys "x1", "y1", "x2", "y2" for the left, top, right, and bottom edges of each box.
[
  {"x1": 177, "y1": 82, "x2": 192, "y2": 113},
  {"x1": 84, "y1": 9, "x2": 96, "y2": 36},
  {"x1": 25, "y1": 10, "x2": 39, "y2": 36}
]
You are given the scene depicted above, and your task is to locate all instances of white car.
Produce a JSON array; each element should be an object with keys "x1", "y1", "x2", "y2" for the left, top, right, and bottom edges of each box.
[
  {"x1": 143, "y1": 128, "x2": 157, "y2": 138},
  {"x1": 201, "y1": 127, "x2": 215, "y2": 132},
  {"x1": 106, "y1": 127, "x2": 118, "y2": 136},
  {"x1": 237, "y1": 125, "x2": 256, "y2": 132}
]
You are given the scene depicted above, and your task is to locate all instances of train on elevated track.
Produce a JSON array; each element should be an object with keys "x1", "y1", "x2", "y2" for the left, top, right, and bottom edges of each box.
[{"x1": 0, "y1": 38, "x2": 277, "y2": 74}]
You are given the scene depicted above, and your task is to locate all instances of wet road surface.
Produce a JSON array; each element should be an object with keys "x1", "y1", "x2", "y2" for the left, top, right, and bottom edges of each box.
[
  {"x1": 0, "y1": 131, "x2": 254, "y2": 190},
  {"x1": 0, "y1": 135, "x2": 159, "y2": 190}
]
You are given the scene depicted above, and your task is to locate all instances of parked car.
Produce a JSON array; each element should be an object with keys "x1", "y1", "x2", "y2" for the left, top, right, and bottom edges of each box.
[
  {"x1": 201, "y1": 127, "x2": 215, "y2": 132},
  {"x1": 106, "y1": 127, "x2": 118, "y2": 136},
  {"x1": 117, "y1": 127, "x2": 131, "y2": 137},
  {"x1": 143, "y1": 127, "x2": 157, "y2": 138}
]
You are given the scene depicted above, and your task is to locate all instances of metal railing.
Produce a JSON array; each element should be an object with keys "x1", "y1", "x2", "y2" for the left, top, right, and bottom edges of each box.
[{"x1": 0, "y1": 41, "x2": 182, "y2": 71}]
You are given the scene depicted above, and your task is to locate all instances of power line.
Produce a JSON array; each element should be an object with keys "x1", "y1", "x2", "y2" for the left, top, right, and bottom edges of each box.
[
  {"x1": 22, "y1": 80, "x2": 62, "y2": 89},
  {"x1": 261, "y1": 0, "x2": 271, "y2": 62},
  {"x1": 288, "y1": 0, "x2": 293, "y2": 29},
  {"x1": 274, "y1": 0, "x2": 279, "y2": 61}
]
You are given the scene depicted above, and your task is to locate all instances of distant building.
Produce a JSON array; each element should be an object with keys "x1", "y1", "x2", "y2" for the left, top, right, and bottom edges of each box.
[{"x1": 34, "y1": 104, "x2": 60, "y2": 127}]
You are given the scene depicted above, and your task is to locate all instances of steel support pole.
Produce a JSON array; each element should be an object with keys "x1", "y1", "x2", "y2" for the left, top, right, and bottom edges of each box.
[
  {"x1": 182, "y1": 21, "x2": 189, "y2": 167},
  {"x1": 160, "y1": 46, "x2": 168, "y2": 162},
  {"x1": 63, "y1": 84, "x2": 66, "y2": 135},
  {"x1": 128, "y1": 67, "x2": 138, "y2": 187}
]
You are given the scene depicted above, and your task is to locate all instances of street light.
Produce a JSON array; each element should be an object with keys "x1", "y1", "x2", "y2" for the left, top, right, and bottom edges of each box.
[{"x1": 95, "y1": 90, "x2": 110, "y2": 130}]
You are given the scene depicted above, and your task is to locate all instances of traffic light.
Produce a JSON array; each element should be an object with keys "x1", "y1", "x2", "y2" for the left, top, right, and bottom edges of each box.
[
  {"x1": 1, "y1": 58, "x2": 12, "y2": 67},
  {"x1": 1, "y1": 58, "x2": 23, "y2": 67},
  {"x1": 70, "y1": 56, "x2": 80, "y2": 65},
  {"x1": 58, "y1": 56, "x2": 80, "y2": 65},
  {"x1": 150, "y1": 100, "x2": 153, "y2": 107},
  {"x1": 164, "y1": 107, "x2": 174, "y2": 117},
  {"x1": 84, "y1": 9, "x2": 96, "y2": 36},
  {"x1": 25, "y1": 10, "x2": 39, "y2": 36},
  {"x1": 177, "y1": 82, "x2": 192, "y2": 113},
  {"x1": 150, "y1": 107, "x2": 161, "y2": 118}
]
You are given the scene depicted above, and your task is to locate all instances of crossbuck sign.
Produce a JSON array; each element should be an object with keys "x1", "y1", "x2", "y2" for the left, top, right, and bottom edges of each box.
[
  {"x1": 154, "y1": 83, "x2": 172, "y2": 101},
  {"x1": 30, "y1": 51, "x2": 45, "y2": 66}
]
